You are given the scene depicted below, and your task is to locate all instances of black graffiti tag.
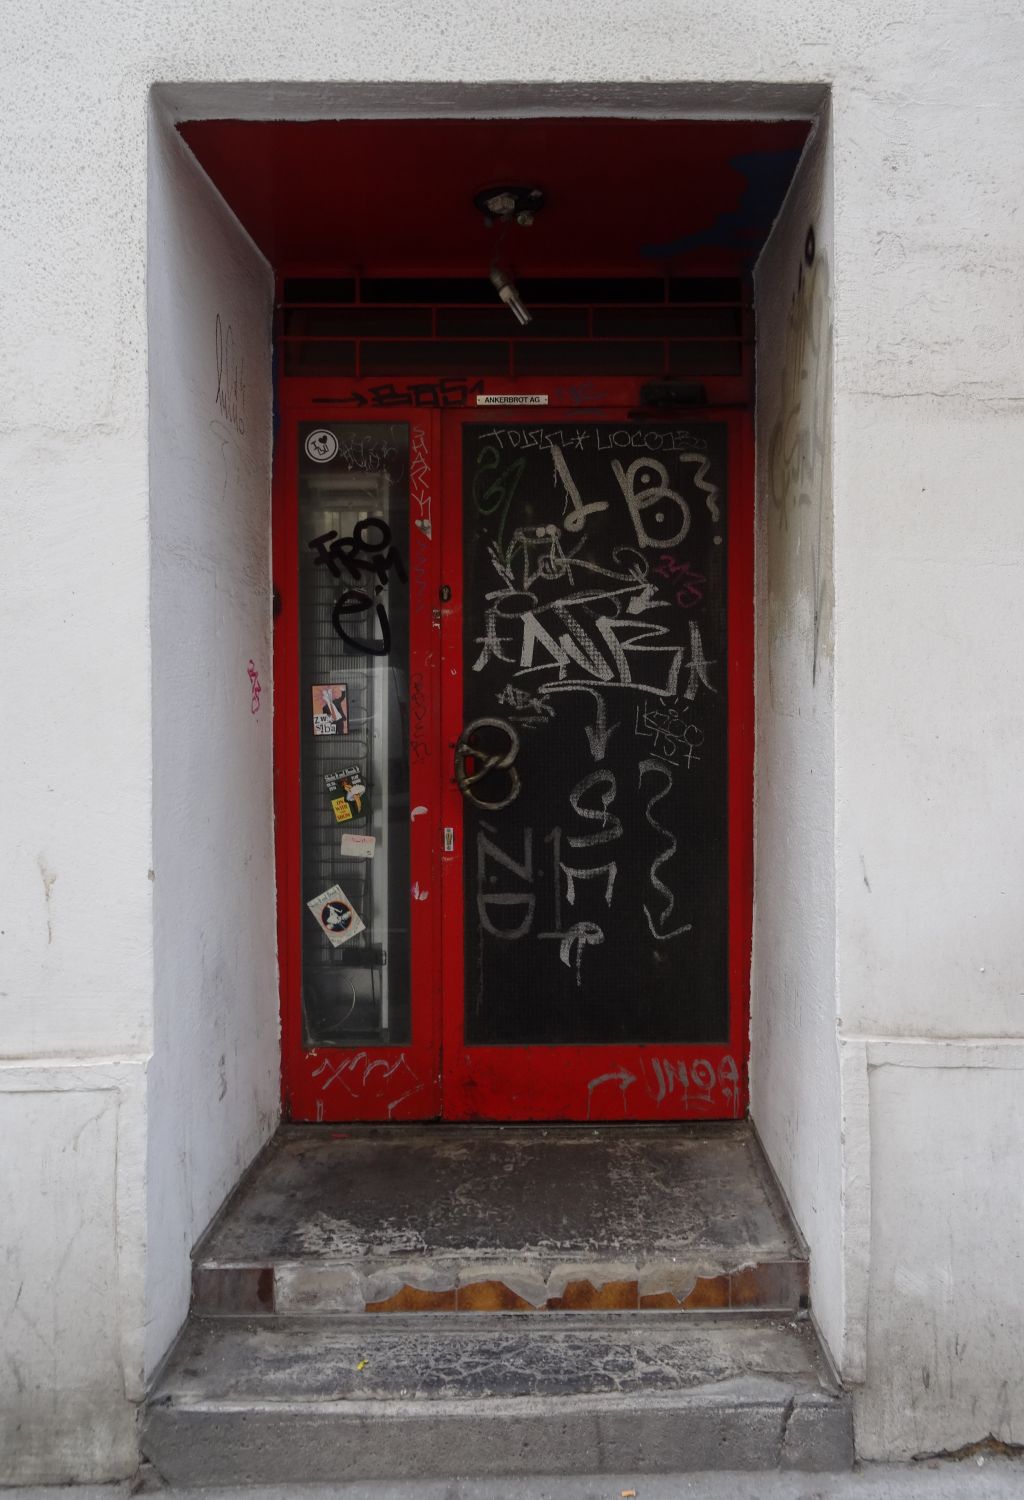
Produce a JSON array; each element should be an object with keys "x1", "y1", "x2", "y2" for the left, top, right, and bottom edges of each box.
[
  {"x1": 309, "y1": 518, "x2": 407, "y2": 657},
  {"x1": 323, "y1": 377, "x2": 485, "y2": 410}
]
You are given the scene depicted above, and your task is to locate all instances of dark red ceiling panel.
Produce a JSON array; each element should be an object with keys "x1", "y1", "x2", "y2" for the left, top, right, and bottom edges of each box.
[{"x1": 179, "y1": 117, "x2": 811, "y2": 276}]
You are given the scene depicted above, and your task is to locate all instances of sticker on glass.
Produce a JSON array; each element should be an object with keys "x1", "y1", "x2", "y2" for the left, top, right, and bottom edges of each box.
[
  {"x1": 305, "y1": 429, "x2": 339, "y2": 463},
  {"x1": 340, "y1": 833, "x2": 376, "y2": 859},
  {"x1": 325, "y1": 765, "x2": 367, "y2": 823},
  {"x1": 475, "y1": 393, "x2": 548, "y2": 406},
  {"x1": 307, "y1": 884, "x2": 366, "y2": 947},
  {"x1": 312, "y1": 684, "x2": 348, "y2": 736}
]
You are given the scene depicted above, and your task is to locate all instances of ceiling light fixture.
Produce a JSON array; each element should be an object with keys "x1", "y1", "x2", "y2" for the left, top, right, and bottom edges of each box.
[
  {"x1": 473, "y1": 185, "x2": 545, "y2": 228},
  {"x1": 474, "y1": 184, "x2": 545, "y2": 325}
]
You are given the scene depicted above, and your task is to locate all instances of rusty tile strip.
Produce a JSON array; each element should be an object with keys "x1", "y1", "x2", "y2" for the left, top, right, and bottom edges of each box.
[
  {"x1": 641, "y1": 1261, "x2": 809, "y2": 1312},
  {"x1": 196, "y1": 1258, "x2": 809, "y2": 1316},
  {"x1": 638, "y1": 1290, "x2": 683, "y2": 1310},
  {"x1": 193, "y1": 1266, "x2": 275, "y2": 1315},
  {"x1": 365, "y1": 1284, "x2": 457, "y2": 1313},
  {"x1": 729, "y1": 1260, "x2": 807, "y2": 1308},
  {"x1": 457, "y1": 1280, "x2": 538, "y2": 1312},
  {"x1": 681, "y1": 1273, "x2": 730, "y2": 1310},
  {"x1": 546, "y1": 1278, "x2": 639, "y2": 1311}
]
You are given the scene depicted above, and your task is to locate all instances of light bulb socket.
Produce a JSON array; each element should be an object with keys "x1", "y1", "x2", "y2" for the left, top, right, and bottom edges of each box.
[{"x1": 489, "y1": 268, "x2": 532, "y2": 325}]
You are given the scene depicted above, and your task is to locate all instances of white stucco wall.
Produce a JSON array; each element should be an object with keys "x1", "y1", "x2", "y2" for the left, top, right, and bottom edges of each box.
[
  {"x1": 1, "y1": 3, "x2": 153, "y2": 1476},
  {"x1": 853, "y1": 1041, "x2": 1024, "y2": 1457},
  {"x1": 2, "y1": 0, "x2": 1023, "y2": 1478},
  {"x1": 146, "y1": 106, "x2": 279, "y2": 1375},
  {"x1": 830, "y1": 21, "x2": 1024, "y2": 1450},
  {"x1": 751, "y1": 113, "x2": 839, "y2": 1358},
  {"x1": 0, "y1": 1063, "x2": 147, "y2": 1478}
]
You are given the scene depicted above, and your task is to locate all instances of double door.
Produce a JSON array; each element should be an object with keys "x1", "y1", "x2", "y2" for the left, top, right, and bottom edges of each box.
[{"x1": 274, "y1": 403, "x2": 751, "y2": 1121}]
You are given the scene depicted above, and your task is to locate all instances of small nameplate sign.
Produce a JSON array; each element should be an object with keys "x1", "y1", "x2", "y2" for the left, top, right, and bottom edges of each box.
[{"x1": 476, "y1": 394, "x2": 549, "y2": 406}]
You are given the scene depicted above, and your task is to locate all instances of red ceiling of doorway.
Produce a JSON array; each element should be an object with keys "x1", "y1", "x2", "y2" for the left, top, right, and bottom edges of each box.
[{"x1": 179, "y1": 117, "x2": 811, "y2": 277}]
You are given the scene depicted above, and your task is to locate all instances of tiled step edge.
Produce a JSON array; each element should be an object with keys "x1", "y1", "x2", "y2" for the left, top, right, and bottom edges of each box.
[{"x1": 193, "y1": 1255, "x2": 809, "y2": 1316}]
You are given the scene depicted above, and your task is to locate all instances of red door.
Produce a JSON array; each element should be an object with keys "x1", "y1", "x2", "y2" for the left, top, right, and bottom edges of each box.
[{"x1": 275, "y1": 398, "x2": 751, "y2": 1122}]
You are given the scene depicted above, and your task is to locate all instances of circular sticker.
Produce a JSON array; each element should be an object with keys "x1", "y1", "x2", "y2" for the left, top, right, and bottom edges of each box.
[{"x1": 305, "y1": 429, "x2": 339, "y2": 463}]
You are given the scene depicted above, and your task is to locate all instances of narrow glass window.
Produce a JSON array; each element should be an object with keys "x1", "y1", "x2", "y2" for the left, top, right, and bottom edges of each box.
[{"x1": 297, "y1": 423, "x2": 411, "y2": 1046}]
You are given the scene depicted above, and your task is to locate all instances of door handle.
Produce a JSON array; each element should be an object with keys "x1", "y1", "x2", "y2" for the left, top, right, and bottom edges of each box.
[{"x1": 455, "y1": 717, "x2": 522, "y2": 811}]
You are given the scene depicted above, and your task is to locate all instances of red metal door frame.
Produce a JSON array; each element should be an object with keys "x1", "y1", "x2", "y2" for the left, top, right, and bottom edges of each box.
[
  {"x1": 438, "y1": 405, "x2": 753, "y2": 1122},
  {"x1": 274, "y1": 381, "x2": 753, "y2": 1123},
  {"x1": 273, "y1": 404, "x2": 443, "y2": 1120}
]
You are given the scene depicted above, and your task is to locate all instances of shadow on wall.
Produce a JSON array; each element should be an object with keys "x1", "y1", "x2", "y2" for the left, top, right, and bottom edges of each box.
[{"x1": 767, "y1": 225, "x2": 834, "y2": 687}]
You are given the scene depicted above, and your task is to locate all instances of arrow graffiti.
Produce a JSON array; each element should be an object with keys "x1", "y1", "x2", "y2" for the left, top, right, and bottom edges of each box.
[
  {"x1": 585, "y1": 1065, "x2": 637, "y2": 1118},
  {"x1": 538, "y1": 684, "x2": 620, "y2": 762}
]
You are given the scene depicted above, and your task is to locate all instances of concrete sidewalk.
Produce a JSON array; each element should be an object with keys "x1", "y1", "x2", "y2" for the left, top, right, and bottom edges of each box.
[{"x1": 9, "y1": 1463, "x2": 1024, "y2": 1500}]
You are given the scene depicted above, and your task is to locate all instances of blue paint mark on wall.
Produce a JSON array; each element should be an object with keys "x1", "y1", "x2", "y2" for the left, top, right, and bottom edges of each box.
[{"x1": 642, "y1": 149, "x2": 804, "y2": 261}]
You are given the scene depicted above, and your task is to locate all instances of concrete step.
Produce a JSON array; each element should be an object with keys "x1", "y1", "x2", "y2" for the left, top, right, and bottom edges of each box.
[
  {"x1": 193, "y1": 1124, "x2": 809, "y2": 1317},
  {"x1": 142, "y1": 1312, "x2": 853, "y2": 1483}
]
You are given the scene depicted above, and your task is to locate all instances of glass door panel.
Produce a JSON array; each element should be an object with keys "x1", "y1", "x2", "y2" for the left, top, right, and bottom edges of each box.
[
  {"x1": 279, "y1": 416, "x2": 441, "y2": 1120},
  {"x1": 440, "y1": 410, "x2": 751, "y2": 1121},
  {"x1": 297, "y1": 422, "x2": 412, "y2": 1045}
]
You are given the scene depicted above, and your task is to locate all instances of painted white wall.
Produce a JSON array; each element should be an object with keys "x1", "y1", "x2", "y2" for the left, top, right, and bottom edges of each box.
[
  {"x1": 146, "y1": 105, "x2": 278, "y2": 1376},
  {"x1": 0, "y1": 1063, "x2": 147, "y2": 1479},
  {"x1": 828, "y1": 19, "x2": 1024, "y2": 1455},
  {"x1": 1, "y1": 1, "x2": 152, "y2": 1476},
  {"x1": 847, "y1": 1040, "x2": 1024, "y2": 1459},
  {"x1": 751, "y1": 115, "x2": 840, "y2": 1358},
  {"x1": 2, "y1": 0, "x2": 1023, "y2": 1477}
]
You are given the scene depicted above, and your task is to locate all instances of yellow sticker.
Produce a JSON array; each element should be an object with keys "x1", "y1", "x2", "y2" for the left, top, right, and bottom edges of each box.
[{"x1": 331, "y1": 796, "x2": 354, "y2": 823}]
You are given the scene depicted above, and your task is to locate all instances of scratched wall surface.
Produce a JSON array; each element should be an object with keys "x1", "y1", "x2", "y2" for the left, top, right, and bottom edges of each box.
[
  {"x1": 853, "y1": 1045, "x2": 1024, "y2": 1458},
  {"x1": 1, "y1": 0, "x2": 1023, "y2": 1478},
  {"x1": 0, "y1": 1069, "x2": 146, "y2": 1480},
  {"x1": 146, "y1": 110, "x2": 279, "y2": 1378},
  {"x1": 751, "y1": 117, "x2": 841, "y2": 1363}
]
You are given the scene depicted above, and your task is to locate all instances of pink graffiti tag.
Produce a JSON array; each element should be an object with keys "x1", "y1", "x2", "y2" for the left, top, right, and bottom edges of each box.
[
  {"x1": 653, "y1": 553, "x2": 706, "y2": 609},
  {"x1": 247, "y1": 659, "x2": 262, "y2": 714}
]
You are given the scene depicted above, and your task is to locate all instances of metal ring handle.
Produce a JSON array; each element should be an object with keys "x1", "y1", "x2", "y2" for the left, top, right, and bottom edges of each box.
[{"x1": 455, "y1": 716, "x2": 522, "y2": 811}]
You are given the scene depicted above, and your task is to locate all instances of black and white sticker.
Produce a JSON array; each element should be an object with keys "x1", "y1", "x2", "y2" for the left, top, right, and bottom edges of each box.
[
  {"x1": 307, "y1": 884, "x2": 366, "y2": 947},
  {"x1": 305, "y1": 429, "x2": 339, "y2": 462}
]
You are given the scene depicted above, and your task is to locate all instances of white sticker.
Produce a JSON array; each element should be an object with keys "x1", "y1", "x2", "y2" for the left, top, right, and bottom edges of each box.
[
  {"x1": 341, "y1": 834, "x2": 376, "y2": 859},
  {"x1": 305, "y1": 429, "x2": 339, "y2": 463},
  {"x1": 307, "y1": 884, "x2": 366, "y2": 947},
  {"x1": 475, "y1": 394, "x2": 549, "y2": 406}
]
